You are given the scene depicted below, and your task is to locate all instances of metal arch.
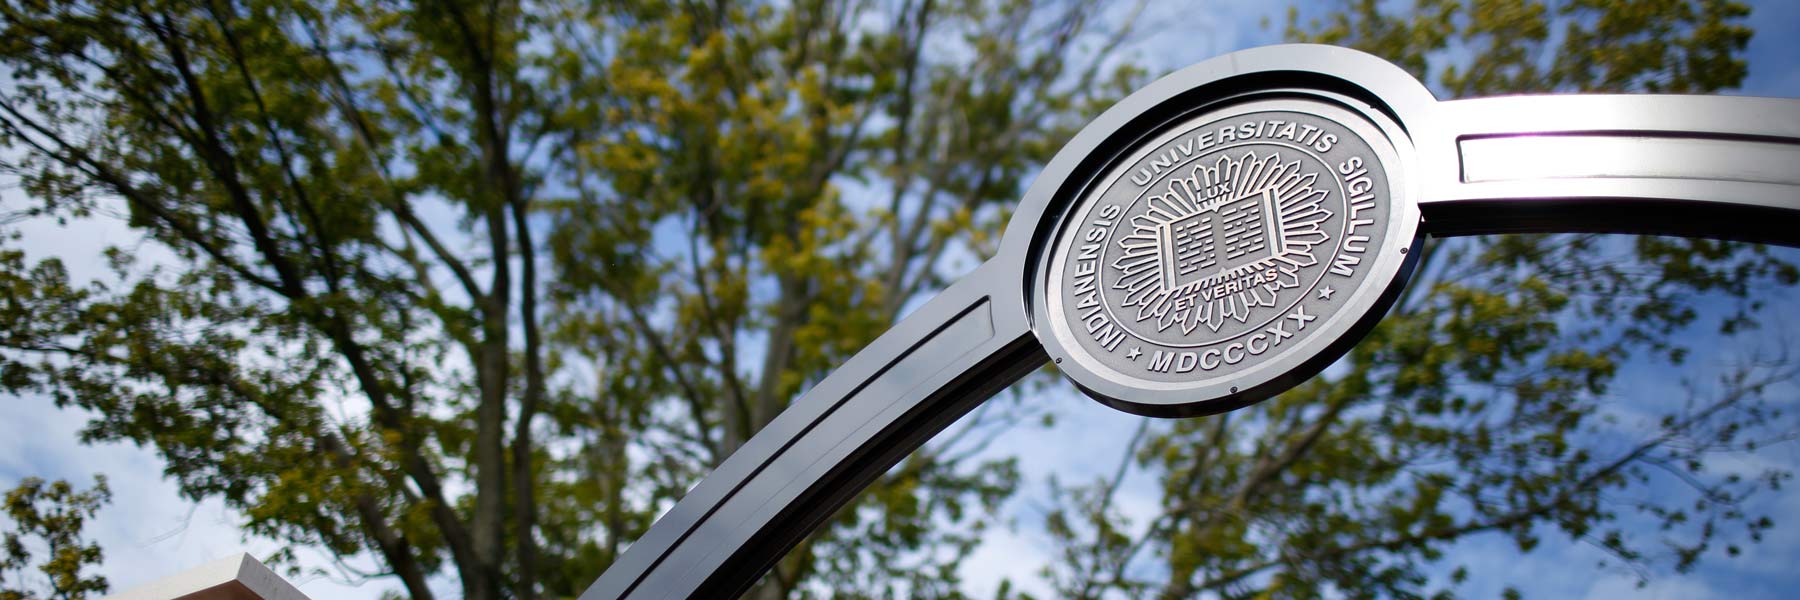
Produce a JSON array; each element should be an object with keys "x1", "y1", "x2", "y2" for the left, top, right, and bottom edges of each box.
[
  {"x1": 581, "y1": 44, "x2": 1800, "y2": 600},
  {"x1": 1415, "y1": 93, "x2": 1800, "y2": 243},
  {"x1": 579, "y1": 259, "x2": 1042, "y2": 600}
]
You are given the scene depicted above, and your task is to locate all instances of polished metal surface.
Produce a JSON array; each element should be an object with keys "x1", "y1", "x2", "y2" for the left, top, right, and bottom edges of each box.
[
  {"x1": 581, "y1": 44, "x2": 1800, "y2": 600},
  {"x1": 1040, "y1": 98, "x2": 1419, "y2": 417},
  {"x1": 580, "y1": 259, "x2": 1043, "y2": 600}
]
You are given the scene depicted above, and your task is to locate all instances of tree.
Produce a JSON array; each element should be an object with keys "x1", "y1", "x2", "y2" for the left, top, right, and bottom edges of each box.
[
  {"x1": 0, "y1": 0, "x2": 1139, "y2": 598},
  {"x1": 0, "y1": 476, "x2": 111, "y2": 600},
  {"x1": 1034, "y1": 1, "x2": 1800, "y2": 598},
  {"x1": 0, "y1": 0, "x2": 562, "y2": 595},
  {"x1": 543, "y1": 1, "x2": 1142, "y2": 596}
]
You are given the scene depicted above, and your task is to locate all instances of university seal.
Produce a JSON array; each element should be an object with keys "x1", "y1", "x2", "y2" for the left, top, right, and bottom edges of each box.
[{"x1": 1038, "y1": 98, "x2": 1420, "y2": 416}]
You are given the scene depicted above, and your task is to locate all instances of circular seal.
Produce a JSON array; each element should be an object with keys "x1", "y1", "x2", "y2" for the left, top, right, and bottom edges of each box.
[{"x1": 1037, "y1": 98, "x2": 1419, "y2": 416}]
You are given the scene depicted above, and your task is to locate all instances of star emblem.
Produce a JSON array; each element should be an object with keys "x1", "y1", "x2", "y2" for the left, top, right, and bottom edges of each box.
[
  {"x1": 1318, "y1": 285, "x2": 1336, "y2": 300},
  {"x1": 1126, "y1": 346, "x2": 1143, "y2": 361}
]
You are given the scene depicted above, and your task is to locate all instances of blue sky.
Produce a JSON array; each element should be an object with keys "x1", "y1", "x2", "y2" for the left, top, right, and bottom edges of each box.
[
  {"x1": 951, "y1": 0, "x2": 1800, "y2": 597},
  {"x1": 5, "y1": 1, "x2": 1800, "y2": 599}
]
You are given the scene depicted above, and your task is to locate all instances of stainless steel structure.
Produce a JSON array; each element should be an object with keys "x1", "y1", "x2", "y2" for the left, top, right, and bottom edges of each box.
[{"x1": 581, "y1": 44, "x2": 1800, "y2": 600}]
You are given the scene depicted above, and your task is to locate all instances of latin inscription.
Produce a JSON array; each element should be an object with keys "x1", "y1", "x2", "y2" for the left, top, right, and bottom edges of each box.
[
  {"x1": 1070, "y1": 203, "x2": 1126, "y2": 352},
  {"x1": 1143, "y1": 306, "x2": 1315, "y2": 373},
  {"x1": 1051, "y1": 107, "x2": 1397, "y2": 387},
  {"x1": 1129, "y1": 118, "x2": 1339, "y2": 187}
]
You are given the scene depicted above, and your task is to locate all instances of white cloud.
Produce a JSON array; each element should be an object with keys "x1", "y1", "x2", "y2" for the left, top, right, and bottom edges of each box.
[
  {"x1": 1, "y1": 393, "x2": 390, "y2": 599},
  {"x1": 960, "y1": 520, "x2": 1057, "y2": 598},
  {"x1": 2, "y1": 204, "x2": 392, "y2": 599}
]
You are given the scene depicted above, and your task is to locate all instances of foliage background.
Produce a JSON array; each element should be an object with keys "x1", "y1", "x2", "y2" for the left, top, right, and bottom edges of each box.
[{"x1": 2, "y1": 0, "x2": 1798, "y2": 599}]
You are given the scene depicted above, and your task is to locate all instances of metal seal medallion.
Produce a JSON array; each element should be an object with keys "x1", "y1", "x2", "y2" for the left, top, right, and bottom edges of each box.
[{"x1": 1038, "y1": 98, "x2": 1419, "y2": 416}]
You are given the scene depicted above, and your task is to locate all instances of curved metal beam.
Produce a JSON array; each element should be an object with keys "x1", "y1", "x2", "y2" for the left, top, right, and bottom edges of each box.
[
  {"x1": 580, "y1": 259, "x2": 1042, "y2": 600},
  {"x1": 1413, "y1": 94, "x2": 1800, "y2": 243},
  {"x1": 581, "y1": 45, "x2": 1800, "y2": 600}
]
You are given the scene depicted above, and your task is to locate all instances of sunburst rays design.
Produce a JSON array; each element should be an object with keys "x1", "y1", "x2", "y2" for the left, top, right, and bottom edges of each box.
[{"x1": 1112, "y1": 150, "x2": 1332, "y2": 335}]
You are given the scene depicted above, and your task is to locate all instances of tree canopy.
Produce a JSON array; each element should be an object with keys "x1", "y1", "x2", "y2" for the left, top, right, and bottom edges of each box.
[
  {"x1": 0, "y1": 0, "x2": 1136, "y2": 597},
  {"x1": 0, "y1": 0, "x2": 1794, "y2": 599},
  {"x1": 1, "y1": 476, "x2": 110, "y2": 600},
  {"x1": 1030, "y1": 1, "x2": 1797, "y2": 598}
]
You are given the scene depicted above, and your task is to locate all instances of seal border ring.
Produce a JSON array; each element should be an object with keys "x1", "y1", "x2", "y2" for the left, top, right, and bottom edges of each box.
[{"x1": 1034, "y1": 95, "x2": 1422, "y2": 417}]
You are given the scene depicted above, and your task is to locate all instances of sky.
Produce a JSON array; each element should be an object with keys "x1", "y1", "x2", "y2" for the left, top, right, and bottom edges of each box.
[
  {"x1": 947, "y1": 1, "x2": 1800, "y2": 598},
  {"x1": 5, "y1": 1, "x2": 1800, "y2": 599}
]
